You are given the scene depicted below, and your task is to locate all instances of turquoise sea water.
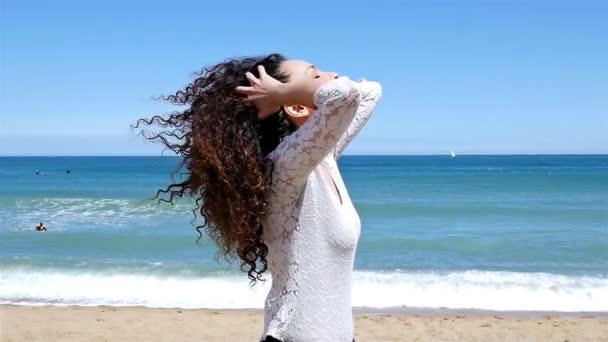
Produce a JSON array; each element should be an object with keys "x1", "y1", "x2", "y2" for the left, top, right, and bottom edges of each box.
[{"x1": 1, "y1": 155, "x2": 607, "y2": 311}]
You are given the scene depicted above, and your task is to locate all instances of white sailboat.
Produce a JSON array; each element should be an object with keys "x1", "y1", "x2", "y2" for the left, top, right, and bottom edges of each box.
[{"x1": 450, "y1": 150, "x2": 456, "y2": 158}]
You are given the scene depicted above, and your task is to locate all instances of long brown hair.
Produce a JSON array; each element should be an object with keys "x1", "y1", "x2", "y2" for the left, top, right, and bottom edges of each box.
[{"x1": 134, "y1": 54, "x2": 293, "y2": 285}]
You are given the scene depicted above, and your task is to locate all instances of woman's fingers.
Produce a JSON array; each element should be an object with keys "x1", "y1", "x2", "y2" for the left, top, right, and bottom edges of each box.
[
  {"x1": 236, "y1": 68, "x2": 275, "y2": 108},
  {"x1": 235, "y1": 86, "x2": 254, "y2": 95},
  {"x1": 246, "y1": 94, "x2": 265, "y2": 101},
  {"x1": 257, "y1": 65, "x2": 268, "y2": 78},
  {"x1": 245, "y1": 71, "x2": 260, "y2": 86},
  {"x1": 235, "y1": 87, "x2": 265, "y2": 101}
]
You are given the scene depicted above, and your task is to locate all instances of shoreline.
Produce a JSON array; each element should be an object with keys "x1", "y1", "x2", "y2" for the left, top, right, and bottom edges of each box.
[
  {"x1": 3, "y1": 303, "x2": 608, "y2": 318},
  {"x1": 355, "y1": 306, "x2": 608, "y2": 318},
  {"x1": 2, "y1": 304, "x2": 607, "y2": 342}
]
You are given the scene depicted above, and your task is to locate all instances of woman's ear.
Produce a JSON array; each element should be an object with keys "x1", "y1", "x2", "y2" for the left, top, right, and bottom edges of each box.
[{"x1": 283, "y1": 104, "x2": 313, "y2": 127}]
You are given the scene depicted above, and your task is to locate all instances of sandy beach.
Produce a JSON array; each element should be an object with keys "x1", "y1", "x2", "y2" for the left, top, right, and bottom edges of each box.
[{"x1": 1, "y1": 305, "x2": 607, "y2": 342}]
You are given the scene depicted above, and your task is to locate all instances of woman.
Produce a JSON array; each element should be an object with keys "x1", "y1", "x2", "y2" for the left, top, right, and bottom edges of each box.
[{"x1": 136, "y1": 53, "x2": 381, "y2": 342}]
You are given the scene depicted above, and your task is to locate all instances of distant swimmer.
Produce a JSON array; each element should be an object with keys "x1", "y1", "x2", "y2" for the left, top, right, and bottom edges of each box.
[
  {"x1": 35, "y1": 170, "x2": 40, "y2": 175},
  {"x1": 35, "y1": 222, "x2": 47, "y2": 232},
  {"x1": 66, "y1": 169, "x2": 71, "y2": 174}
]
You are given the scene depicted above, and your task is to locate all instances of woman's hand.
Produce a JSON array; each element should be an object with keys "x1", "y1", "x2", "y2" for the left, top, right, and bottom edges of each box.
[
  {"x1": 236, "y1": 65, "x2": 338, "y2": 119},
  {"x1": 235, "y1": 65, "x2": 287, "y2": 119}
]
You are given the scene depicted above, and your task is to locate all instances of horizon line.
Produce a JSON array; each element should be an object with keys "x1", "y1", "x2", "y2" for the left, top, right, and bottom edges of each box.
[{"x1": 1, "y1": 153, "x2": 607, "y2": 158}]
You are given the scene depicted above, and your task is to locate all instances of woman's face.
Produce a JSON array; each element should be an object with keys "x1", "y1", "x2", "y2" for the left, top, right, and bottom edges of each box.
[
  {"x1": 278, "y1": 60, "x2": 339, "y2": 126},
  {"x1": 280, "y1": 59, "x2": 338, "y2": 86}
]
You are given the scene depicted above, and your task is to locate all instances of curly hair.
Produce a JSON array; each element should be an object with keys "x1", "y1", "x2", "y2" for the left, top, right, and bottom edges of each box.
[{"x1": 133, "y1": 53, "x2": 294, "y2": 285}]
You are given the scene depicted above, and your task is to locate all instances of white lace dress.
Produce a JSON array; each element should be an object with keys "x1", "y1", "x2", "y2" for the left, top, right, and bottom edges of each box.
[{"x1": 259, "y1": 77, "x2": 382, "y2": 342}]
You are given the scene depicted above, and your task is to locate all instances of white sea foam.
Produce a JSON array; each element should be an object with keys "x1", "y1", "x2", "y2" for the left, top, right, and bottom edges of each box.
[
  {"x1": 2, "y1": 198, "x2": 194, "y2": 231},
  {"x1": 1, "y1": 269, "x2": 606, "y2": 311}
]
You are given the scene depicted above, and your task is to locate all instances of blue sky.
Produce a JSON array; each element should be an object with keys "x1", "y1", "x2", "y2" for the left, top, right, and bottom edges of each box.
[{"x1": 1, "y1": 0, "x2": 606, "y2": 156}]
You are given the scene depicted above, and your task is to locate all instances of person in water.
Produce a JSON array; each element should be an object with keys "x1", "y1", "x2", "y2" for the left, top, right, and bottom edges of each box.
[
  {"x1": 136, "y1": 54, "x2": 381, "y2": 342},
  {"x1": 35, "y1": 222, "x2": 47, "y2": 231}
]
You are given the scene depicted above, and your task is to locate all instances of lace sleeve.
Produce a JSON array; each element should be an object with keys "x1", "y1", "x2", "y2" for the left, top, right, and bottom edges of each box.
[
  {"x1": 268, "y1": 77, "x2": 361, "y2": 190},
  {"x1": 333, "y1": 79, "x2": 382, "y2": 159}
]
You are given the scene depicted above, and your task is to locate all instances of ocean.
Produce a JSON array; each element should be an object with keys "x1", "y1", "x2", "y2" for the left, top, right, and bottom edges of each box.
[{"x1": 1, "y1": 155, "x2": 607, "y2": 312}]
